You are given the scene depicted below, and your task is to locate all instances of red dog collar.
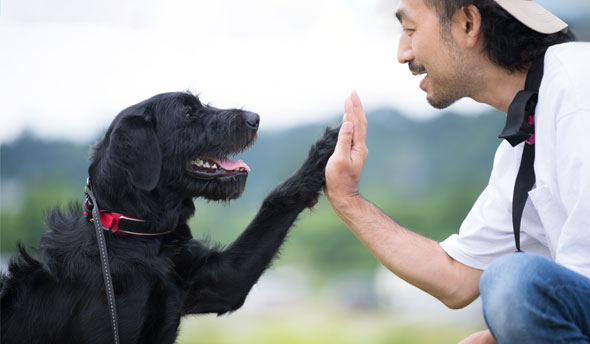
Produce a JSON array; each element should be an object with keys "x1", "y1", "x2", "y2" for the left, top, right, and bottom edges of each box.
[{"x1": 84, "y1": 181, "x2": 172, "y2": 237}]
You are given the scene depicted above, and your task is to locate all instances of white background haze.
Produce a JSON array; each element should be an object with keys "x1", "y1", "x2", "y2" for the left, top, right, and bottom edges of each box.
[{"x1": 1, "y1": 0, "x2": 588, "y2": 143}]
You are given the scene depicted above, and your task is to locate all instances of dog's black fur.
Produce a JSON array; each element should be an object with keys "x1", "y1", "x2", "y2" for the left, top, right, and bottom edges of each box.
[{"x1": 0, "y1": 92, "x2": 338, "y2": 344}]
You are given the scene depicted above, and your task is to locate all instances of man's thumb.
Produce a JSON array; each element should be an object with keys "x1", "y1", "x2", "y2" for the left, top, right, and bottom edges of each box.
[{"x1": 334, "y1": 121, "x2": 354, "y2": 157}]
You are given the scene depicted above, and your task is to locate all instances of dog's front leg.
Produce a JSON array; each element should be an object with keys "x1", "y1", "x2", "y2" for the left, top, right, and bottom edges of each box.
[{"x1": 183, "y1": 127, "x2": 339, "y2": 315}]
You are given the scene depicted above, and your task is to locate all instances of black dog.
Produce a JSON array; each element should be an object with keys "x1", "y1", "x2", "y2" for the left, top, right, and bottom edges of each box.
[{"x1": 0, "y1": 92, "x2": 338, "y2": 344}]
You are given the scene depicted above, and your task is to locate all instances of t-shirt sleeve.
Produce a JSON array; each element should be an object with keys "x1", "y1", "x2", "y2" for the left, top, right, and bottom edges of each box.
[
  {"x1": 440, "y1": 186, "x2": 517, "y2": 270},
  {"x1": 440, "y1": 142, "x2": 549, "y2": 270}
]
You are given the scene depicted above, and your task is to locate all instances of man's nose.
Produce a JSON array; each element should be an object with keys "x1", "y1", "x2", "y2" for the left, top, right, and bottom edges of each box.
[{"x1": 397, "y1": 34, "x2": 414, "y2": 64}]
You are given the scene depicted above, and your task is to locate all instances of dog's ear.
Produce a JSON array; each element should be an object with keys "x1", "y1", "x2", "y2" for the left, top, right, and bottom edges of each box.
[{"x1": 107, "y1": 112, "x2": 162, "y2": 191}]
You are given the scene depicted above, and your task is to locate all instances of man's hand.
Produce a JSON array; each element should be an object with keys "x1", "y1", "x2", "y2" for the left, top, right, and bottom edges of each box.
[
  {"x1": 458, "y1": 329, "x2": 497, "y2": 344},
  {"x1": 324, "y1": 90, "x2": 369, "y2": 209},
  {"x1": 323, "y1": 91, "x2": 482, "y2": 310}
]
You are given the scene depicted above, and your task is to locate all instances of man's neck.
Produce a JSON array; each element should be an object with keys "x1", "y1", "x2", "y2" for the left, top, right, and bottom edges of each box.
[{"x1": 471, "y1": 63, "x2": 529, "y2": 114}]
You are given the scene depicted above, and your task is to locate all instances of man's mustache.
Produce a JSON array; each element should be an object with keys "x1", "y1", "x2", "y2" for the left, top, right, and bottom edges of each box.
[{"x1": 409, "y1": 62, "x2": 427, "y2": 74}]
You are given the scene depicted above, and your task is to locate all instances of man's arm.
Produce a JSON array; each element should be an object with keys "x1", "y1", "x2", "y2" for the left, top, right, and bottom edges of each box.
[{"x1": 325, "y1": 91, "x2": 482, "y2": 309}]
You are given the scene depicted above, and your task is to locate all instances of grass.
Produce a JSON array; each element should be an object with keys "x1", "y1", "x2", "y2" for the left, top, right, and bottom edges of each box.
[{"x1": 177, "y1": 302, "x2": 481, "y2": 344}]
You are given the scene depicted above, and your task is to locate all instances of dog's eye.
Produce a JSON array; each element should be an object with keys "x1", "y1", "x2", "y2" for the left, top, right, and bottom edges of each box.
[{"x1": 184, "y1": 113, "x2": 193, "y2": 120}]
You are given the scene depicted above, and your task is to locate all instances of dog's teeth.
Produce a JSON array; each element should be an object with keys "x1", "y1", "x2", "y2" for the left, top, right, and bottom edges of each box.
[
  {"x1": 211, "y1": 164, "x2": 217, "y2": 169},
  {"x1": 204, "y1": 162, "x2": 210, "y2": 168}
]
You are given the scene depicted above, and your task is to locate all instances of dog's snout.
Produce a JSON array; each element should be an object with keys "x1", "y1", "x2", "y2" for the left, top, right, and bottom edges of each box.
[{"x1": 244, "y1": 112, "x2": 260, "y2": 130}]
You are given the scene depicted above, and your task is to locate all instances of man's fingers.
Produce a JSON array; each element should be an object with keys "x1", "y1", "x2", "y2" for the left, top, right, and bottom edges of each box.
[
  {"x1": 333, "y1": 121, "x2": 354, "y2": 159},
  {"x1": 349, "y1": 90, "x2": 368, "y2": 144},
  {"x1": 343, "y1": 97, "x2": 353, "y2": 124},
  {"x1": 340, "y1": 91, "x2": 368, "y2": 161}
]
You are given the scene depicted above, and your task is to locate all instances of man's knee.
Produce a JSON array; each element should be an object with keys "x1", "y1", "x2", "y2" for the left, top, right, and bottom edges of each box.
[{"x1": 479, "y1": 253, "x2": 553, "y2": 340}]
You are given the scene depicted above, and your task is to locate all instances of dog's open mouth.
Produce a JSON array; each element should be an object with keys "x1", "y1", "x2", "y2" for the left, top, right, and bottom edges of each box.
[{"x1": 188, "y1": 157, "x2": 250, "y2": 179}]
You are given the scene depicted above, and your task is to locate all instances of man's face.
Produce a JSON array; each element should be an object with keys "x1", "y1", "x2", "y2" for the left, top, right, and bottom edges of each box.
[{"x1": 396, "y1": 0, "x2": 473, "y2": 109}]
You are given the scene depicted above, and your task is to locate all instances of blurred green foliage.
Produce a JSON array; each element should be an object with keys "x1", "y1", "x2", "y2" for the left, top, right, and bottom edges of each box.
[{"x1": 1, "y1": 178, "x2": 81, "y2": 253}]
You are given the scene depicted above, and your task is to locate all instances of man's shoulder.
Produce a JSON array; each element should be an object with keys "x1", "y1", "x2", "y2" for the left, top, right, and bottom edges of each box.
[
  {"x1": 546, "y1": 41, "x2": 590, "y2": 56},
  {"x1": 545, "y1": 42, "x2": 590, "y2": 72},
  {"x1": 542, "y1": 42, "x2": 590, "y2": 111}
]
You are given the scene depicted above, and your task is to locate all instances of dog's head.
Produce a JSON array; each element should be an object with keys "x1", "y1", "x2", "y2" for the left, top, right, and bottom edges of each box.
[{"x1": 89, "y1": 92, "x2": 258, "y2": 208}]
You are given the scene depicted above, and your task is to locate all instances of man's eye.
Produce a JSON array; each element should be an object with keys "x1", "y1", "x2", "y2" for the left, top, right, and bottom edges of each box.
[{"x1": 404, "y1": 28, "x2": 415, "y2": 35}]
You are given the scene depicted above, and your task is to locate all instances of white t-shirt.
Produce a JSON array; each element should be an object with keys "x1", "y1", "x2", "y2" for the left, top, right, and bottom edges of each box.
[{"x1": 440, "y1": 42, "x2": 590, "y2": 278}]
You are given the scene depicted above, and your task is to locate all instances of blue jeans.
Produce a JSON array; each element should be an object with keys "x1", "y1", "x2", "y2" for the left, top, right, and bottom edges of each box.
[{"x1": 480, "y1": 252, "x2": 590, "y2": 343}]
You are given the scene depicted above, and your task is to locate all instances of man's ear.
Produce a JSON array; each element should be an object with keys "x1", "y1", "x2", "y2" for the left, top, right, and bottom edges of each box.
[
  {"x1": 106, "y1": 112, "x2": 162, "y2": 191},
  {"x1": 458, "y1": 5, "x2": 483, "y2": 48}
]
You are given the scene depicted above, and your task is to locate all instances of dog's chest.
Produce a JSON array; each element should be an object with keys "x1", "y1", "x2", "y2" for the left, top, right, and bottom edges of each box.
[{"x1": 108, "y1": 261, "x2": 187, "y2": 343}]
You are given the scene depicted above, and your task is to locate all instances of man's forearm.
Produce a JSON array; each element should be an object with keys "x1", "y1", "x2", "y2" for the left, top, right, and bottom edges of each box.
[{"x1": 331, "y1": 195, "x2": 482, "y2": 309}]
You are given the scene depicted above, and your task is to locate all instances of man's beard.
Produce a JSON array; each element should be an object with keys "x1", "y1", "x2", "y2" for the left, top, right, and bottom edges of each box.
[
  {"x1": 426, "y1": 76, "x2": 466, "y2": 109},
  {"x1": 409, "y1": 60, "x2": 467, "y2": 110},
  {"x1": 423, "y1": 40, "x2": 476, "y2": 109}
]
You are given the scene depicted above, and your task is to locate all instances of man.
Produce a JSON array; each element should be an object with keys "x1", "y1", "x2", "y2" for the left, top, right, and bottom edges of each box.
[{"x1": 324, "y1": 0, "x2": 590, "y2": 343}]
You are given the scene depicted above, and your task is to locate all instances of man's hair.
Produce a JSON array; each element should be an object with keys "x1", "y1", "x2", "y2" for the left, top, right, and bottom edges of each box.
[{"x1": 424, "y1": 0, "x2": 576, "y2": 72}]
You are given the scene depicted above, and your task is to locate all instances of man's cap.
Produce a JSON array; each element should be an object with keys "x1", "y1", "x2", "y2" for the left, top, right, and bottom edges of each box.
[{"x1": 494, "y1": 0, "x2": 568, "y2": 34}]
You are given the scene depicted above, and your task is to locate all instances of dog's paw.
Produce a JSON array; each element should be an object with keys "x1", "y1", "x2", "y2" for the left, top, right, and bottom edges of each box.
[
  {"x1": 296, "y1": 126, "x2": 341, "y2": 203},
  {"x1": 304, "y1": 125, "x2": 340, "y2": 172},
  {"x1": 266, "y1": 126, "x2": 340, "y2": 209},
  {"x1": 267, "y1": 128, "x2": 340, "y2": 208}
]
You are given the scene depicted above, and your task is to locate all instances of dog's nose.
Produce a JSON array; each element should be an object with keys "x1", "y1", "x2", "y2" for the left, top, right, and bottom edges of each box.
[{"x1": 244, "y1": 112, "x2": 260, "y2": 130}]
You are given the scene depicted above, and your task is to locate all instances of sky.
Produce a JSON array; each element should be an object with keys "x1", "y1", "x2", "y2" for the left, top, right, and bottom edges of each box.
[{"x1": 1, "y1": 0, "x2": 589, "y2": 143}]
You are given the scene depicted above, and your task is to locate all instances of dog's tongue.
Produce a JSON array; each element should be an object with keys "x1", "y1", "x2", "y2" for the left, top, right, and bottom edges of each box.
[{"x1": 213, "y1": 158, "x2": 251, "y2": 172}]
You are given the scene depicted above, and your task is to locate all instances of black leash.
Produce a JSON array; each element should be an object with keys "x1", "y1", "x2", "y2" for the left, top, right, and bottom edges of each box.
[
  {"x1": 85, "y1": 179, "x2": 120, "y2": 344},
  {"x1": 499, "y1": 55, "x2": 545, "y2": 251}
]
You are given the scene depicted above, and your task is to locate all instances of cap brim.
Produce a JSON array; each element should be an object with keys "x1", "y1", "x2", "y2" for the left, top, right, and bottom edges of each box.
[{"x1": 495, "y1": 0, "x2": 568, "y2": 34}]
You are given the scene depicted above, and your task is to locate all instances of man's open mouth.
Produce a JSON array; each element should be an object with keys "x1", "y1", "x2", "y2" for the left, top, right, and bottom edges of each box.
[
  {"x1": 411, "y1": 69, "x2": 429, "y2": 90},
  {"x1": 188, "y1": 156, "x2": 250, "y2": 179}
]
